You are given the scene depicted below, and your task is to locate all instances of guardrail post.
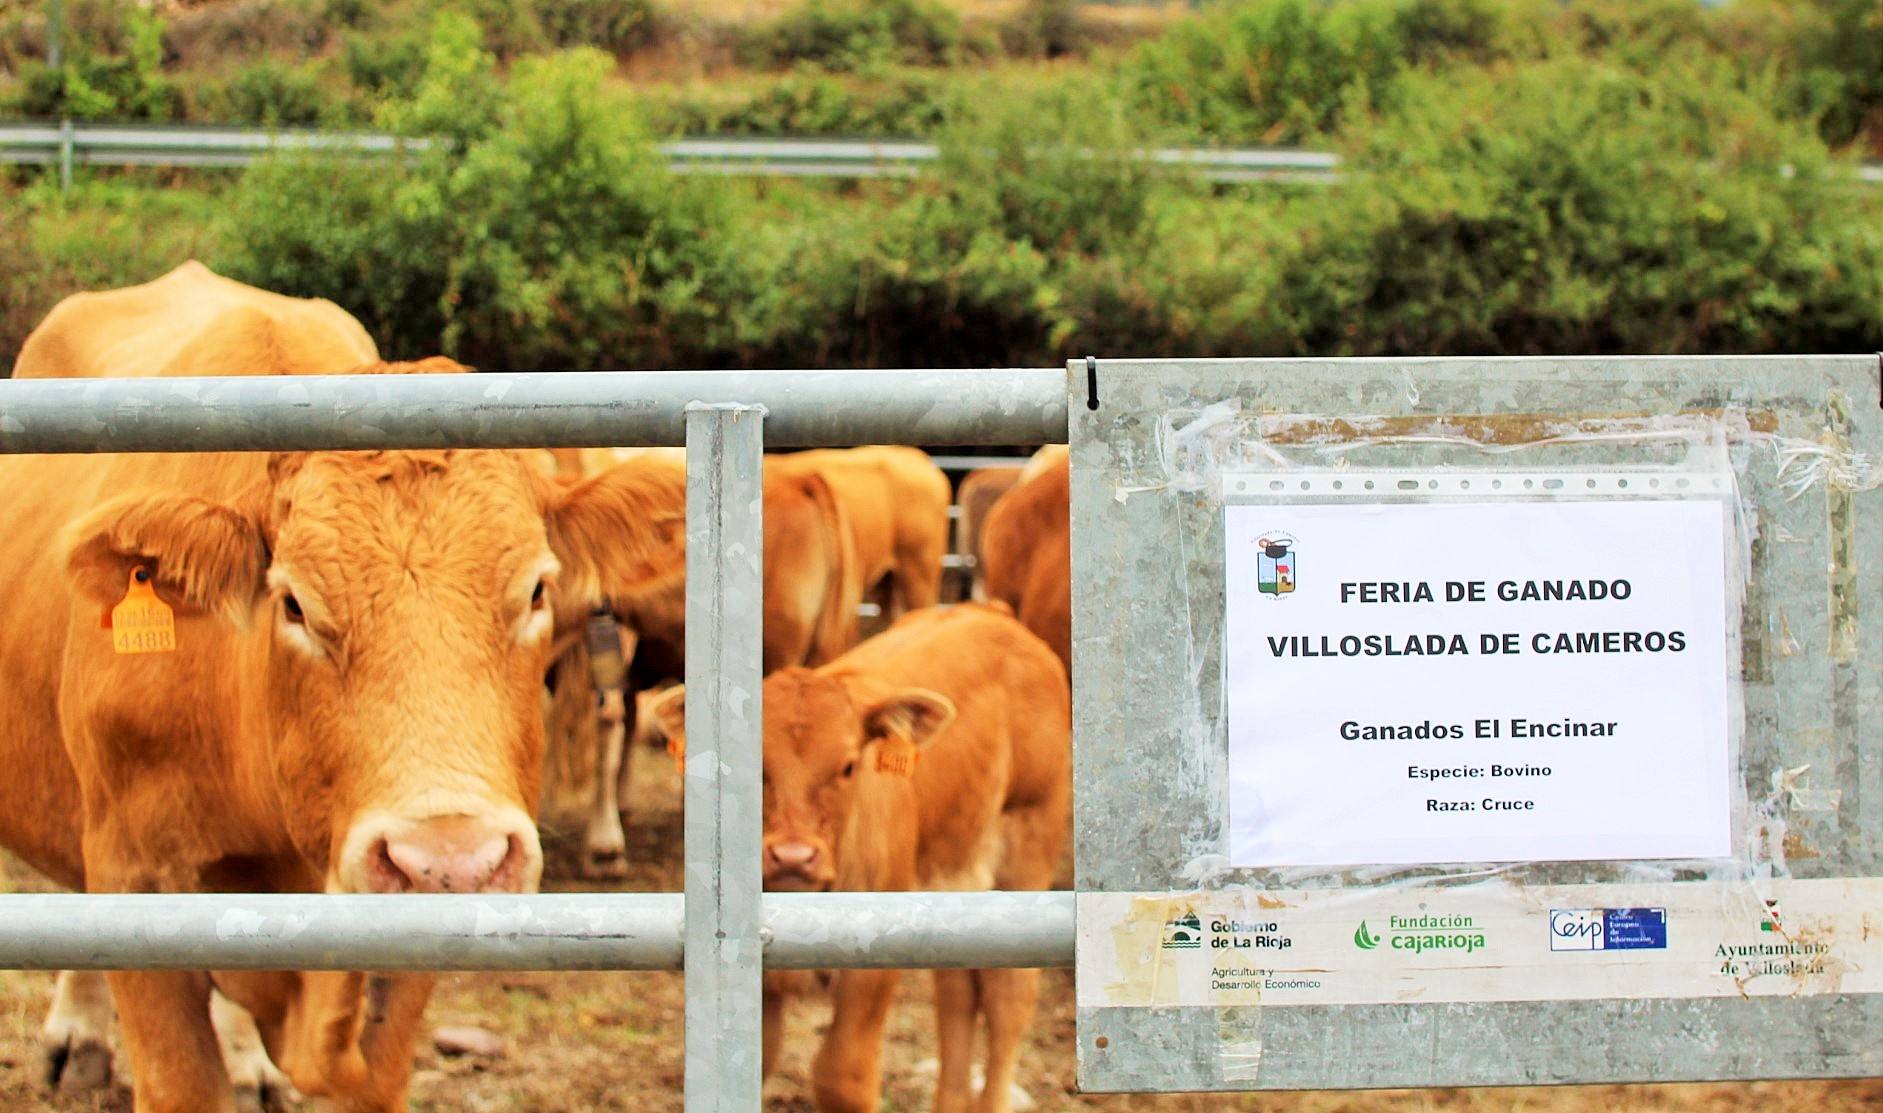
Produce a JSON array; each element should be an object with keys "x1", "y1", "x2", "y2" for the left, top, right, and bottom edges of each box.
[
  {"x1": 58, "y1": 117, "x2": 73, "y2": 192},
  {"x1": 683, "y1": 401, "x2": 767, "y2": 1112}
]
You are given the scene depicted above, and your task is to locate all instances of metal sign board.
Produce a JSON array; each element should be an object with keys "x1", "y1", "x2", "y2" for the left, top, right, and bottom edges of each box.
[{"x1": 1070, "y1": 357, "x2": 1882, "y2": 1092}]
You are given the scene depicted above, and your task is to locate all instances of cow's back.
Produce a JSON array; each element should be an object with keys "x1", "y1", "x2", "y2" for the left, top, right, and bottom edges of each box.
[{"x1": 13, "y1": 260, "x2": 377, "y2": 380}]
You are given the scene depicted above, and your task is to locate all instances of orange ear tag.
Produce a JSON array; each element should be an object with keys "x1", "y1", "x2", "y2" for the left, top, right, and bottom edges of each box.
[
  {"x1": 667, "y1": 736, "x2": 686, "y2": 776},
  {"x1": 874, "y1": 736, "x2": 921, "y2": 778},
  {"x1": 110, "y1": 568, "x2": 176, "y2": 655}
]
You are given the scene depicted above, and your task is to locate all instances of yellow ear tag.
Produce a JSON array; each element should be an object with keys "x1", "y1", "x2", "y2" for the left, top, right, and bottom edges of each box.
[
  {"x1": 667, "y1": 736, "x2": 686, "y2": 776},
  {"x1": 111, "y1": 568, "x2": 176, "y2": 655},
  {"x1": 874, "y1": 736, "x2": 921, "y2": 778}
]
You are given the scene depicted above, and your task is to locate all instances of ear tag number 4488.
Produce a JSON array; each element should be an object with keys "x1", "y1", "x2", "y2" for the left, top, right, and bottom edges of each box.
[{"x1": 110, "y1": 567, "x2": 176, "y2": 655}]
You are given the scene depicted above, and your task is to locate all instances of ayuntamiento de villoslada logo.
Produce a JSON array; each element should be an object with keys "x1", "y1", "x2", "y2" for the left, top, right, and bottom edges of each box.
[{"x1": 1256, "y1": 531, "x2": 1297, "y2": 597}]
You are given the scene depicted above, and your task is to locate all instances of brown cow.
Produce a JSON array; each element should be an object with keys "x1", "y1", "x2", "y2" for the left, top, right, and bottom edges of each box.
[
  {"x1": 771, "y1": 446, "x2": 951, "y2": 620},
  {"x1": 542, "y1": 446, "x2": 867, "y2": 878},
  {"x1": 981, "y1": 446, "x2": 1071, "y2": 672},
  {"x1": 952, "y1": 465, "x2": 1023, "y2": 602},
  {"x1": 0, "y1": 263, "x2": 685, "y2": 1112},
  {"x1": 647, "y1": 604, "x2": 1071, "y2": 1113}
]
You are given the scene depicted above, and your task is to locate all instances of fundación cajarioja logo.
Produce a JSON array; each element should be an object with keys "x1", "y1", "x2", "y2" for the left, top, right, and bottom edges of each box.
[{"x1": 1352, "y1": 913, "x2": 1487, "y2": 954}]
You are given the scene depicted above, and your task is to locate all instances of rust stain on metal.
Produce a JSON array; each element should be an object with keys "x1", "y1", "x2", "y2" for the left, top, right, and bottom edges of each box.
[{"x1": 1255, "y1": 410, "x2": 1779, "y2": 445}]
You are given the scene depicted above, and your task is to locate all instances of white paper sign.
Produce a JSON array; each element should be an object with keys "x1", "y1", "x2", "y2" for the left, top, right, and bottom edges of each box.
[{"x1": 1224, "y1": 498, "x2": 1733, "y2": 867}]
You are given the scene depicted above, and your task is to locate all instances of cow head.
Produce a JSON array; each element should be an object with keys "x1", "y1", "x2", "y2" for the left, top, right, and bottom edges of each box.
[
  {"x1": 646, "y1": 672, "x2": 954, "y2": 891},
  {"x1": 63, "y1": 438, "x2": 686, "y2": 896}
]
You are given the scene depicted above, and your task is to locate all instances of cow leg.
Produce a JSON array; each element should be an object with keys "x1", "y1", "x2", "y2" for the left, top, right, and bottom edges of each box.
[
  {"x1": 107, "y1": 968, "x2": 237, "y2": 1113},
  {"x1": 970, "y1": 968, "x2": 1039, "y2": 1113},
  {"x1": 811, "y1": 968, "x2": 901, "y2": 1113},
  {"x1": 762, "y1": 987, "x2": 788, "y2": 1080},
  {"x1": 893, "y1": 548, "x2": 945, "y2": 615},
  {"x1": 580, "y1": 686, "x2": 630, "y2": 879},
  {"x1": 41, "y1": 969, "x2": 116, "y2": 1093},
  {"x1": 338, "y1": 973, "x2": 436, "y2": 1113},
  {"x1": 929, "y1": 969, "x2": 978, "y2": 1113},
  {"x1": 211, "y1": 990, "x2": 296, "y2": 1113}
]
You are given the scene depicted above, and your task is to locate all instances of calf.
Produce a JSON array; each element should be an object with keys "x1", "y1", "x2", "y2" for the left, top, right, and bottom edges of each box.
[{"x1": 648, "y1": 604, "x2": 1070, "y2": 1113}]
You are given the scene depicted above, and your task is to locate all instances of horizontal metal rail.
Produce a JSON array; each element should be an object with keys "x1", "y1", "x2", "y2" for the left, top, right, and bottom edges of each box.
[
  {"x1": 7, "y1": 121, "x2": 1883, "y2": 184},
  {"x1": 0, "y1": 369, "x2": 1069, "y2": 452},
  {"x1": 0, "y1": 121, "x2": 1344, "y2": 182},
  {"x1": 0, "y1": 891, "x2": 1074, "y2": 971}
]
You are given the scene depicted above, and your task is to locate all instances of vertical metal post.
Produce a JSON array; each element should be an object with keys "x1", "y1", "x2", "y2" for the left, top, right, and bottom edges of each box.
[
  {"x1": 59, "y1": 117, "x2": 74, "y2": 193},
  {"x1": 47, "y1": 0, "x2": 63, "y2": 68},
  {"x1": 49, "y1": 0, "x2": 69, "y2": 194},
  {"x1": 683, "y1": 402, "x2": 767, "y2": 1111}
]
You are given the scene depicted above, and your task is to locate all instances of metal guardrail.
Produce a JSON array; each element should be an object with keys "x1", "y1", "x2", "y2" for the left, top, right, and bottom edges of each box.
[
  {"x1": 7, "y1": 121, "x2": 1882, "y2": 185},
  {"x1": 0, "y1": 365, "x2": 1071, "y2": 1113},
  {"x1": 0, "y1": 120, "x2": 1344, "y2": 183}
]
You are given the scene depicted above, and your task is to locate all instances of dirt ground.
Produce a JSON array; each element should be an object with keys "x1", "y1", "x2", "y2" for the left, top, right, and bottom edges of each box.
[{"x1": 2, "y1": 742, "x2": 1877, "y2": 1113}]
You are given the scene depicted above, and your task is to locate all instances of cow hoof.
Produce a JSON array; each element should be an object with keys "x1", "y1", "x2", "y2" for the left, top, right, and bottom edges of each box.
[
  {"x1": 224, "y1": 1041, "x2": 298, "y2": 1111},
  {"x1": 233, "y1": 1078, "x2": 296, "y2": 1113},
  {"x1": 44, "y1": 1035, "x2": 114, "y2": 1093},
  {"x1": 582, "y1": 848, "x2": 630, "y2": 880}
]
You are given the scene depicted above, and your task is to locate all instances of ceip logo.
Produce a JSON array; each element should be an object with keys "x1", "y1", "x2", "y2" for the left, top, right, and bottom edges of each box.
[
  {"x1": 1256, "y1": 532, "x2": 1297, "y2": 597},
  {"x1": 1353, "y1": 921, "x2": 1381, "y2": 950}
]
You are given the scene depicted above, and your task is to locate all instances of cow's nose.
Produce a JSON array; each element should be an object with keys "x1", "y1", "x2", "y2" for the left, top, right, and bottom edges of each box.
[
  {"x1": 355, "y1": 813, "x2": 542, "y2": 894},
  {"x1": 765, "y1": 839, "x2": 821, "y2": 872}
]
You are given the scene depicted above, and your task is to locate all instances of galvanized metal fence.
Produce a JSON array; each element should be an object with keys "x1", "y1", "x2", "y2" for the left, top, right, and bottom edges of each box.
[{"x1": 0, "y1": 367, "x2": 1073, "y2": 1112}]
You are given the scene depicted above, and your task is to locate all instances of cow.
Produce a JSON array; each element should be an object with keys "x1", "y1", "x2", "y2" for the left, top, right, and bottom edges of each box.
[
  {"x1": 0, "y1": 263, "x2": 688, "y2": 1112},
  {"x1": 540, "y1": 446, "x2": 868, "y2": 878},
  {"x1": 770, "y1": 446, "x2": 951, "y2": 621},
  {"x1": 645, "y1": 603, "x2": 1071, "y2": 1113},
  {"x1": 951, "y1": 465, "x2": 1024, "y2": 602},
  {"x1": 981, "y1": 446, "x2": 1071, "y2": 673}
]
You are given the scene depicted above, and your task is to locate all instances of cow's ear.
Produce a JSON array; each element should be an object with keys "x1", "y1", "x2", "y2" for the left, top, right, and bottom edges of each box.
[
  {"x1": 861, "y1": 689, "x2": 956, "y2": 750},
  {"x1": 63, "y1": 491, "x2": 269, "y2": 626},
  {"x1": 643, "y1": 686, "x2": 687, "y2": 740},
  {"x1": 545, "y1": 460, "x2": 687, "y2": 607}
]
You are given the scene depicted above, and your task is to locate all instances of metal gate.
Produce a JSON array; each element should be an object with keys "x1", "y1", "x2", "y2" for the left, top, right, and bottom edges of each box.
[{"x1": 0, "y1": 367, "x2": 1072, "y2": 1113}]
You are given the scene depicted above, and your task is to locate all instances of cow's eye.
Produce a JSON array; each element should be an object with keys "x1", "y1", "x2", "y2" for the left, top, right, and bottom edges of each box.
[
  {"x1": 282, "y1": 594, "x2": 305, "y2": 625},
  {"x1": 530, "y1": 579, "x2": 548, "y2": 609},
  {"x1": 840, "y1": 760, "x2": 856, "y2": 779}
]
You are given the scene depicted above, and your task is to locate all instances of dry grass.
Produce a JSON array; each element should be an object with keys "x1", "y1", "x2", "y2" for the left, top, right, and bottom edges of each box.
[{"x1": 2, "y1": 745, "x2": 1878, "y2": 1111}]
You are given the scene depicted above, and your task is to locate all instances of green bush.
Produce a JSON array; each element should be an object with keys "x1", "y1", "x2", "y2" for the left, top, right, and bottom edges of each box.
[
  {"x1": 640, "y1": 69, "x2": 952, "y2": 136},
  {"x1": 12, "y1": 5, "x2": 179, "y2": 120},
  {"x1": 537, "y1": 0, "x2": 661, "y2": 54},
  {"x1": 747, "y1": 0, "x2": 962, "y2": 72},
  {"x1": 192, "y1": 60, "x2": 347, "y2": 127},
  {"x1": 1257, "y1": 58, "x2": 1883, "y2": 355},
  {"x1": 1123, "y1": 0, "x2": 1405, "y2": 144},
  {"x1": 341, "y1": 26, "x2": 430, "y2": 103},
  {"x1": 1, "y1": 177, "x2": 226, "y2": 373},
  {"x1": 225, "y1": 30, "x2": 766, "y2": 368},
  {"x1": 785, "y1": 85, "x2": 1175, "y2": 365},
  {"x1": 1712, "y1": 0, "x2": 1883, "y2": 152}
]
